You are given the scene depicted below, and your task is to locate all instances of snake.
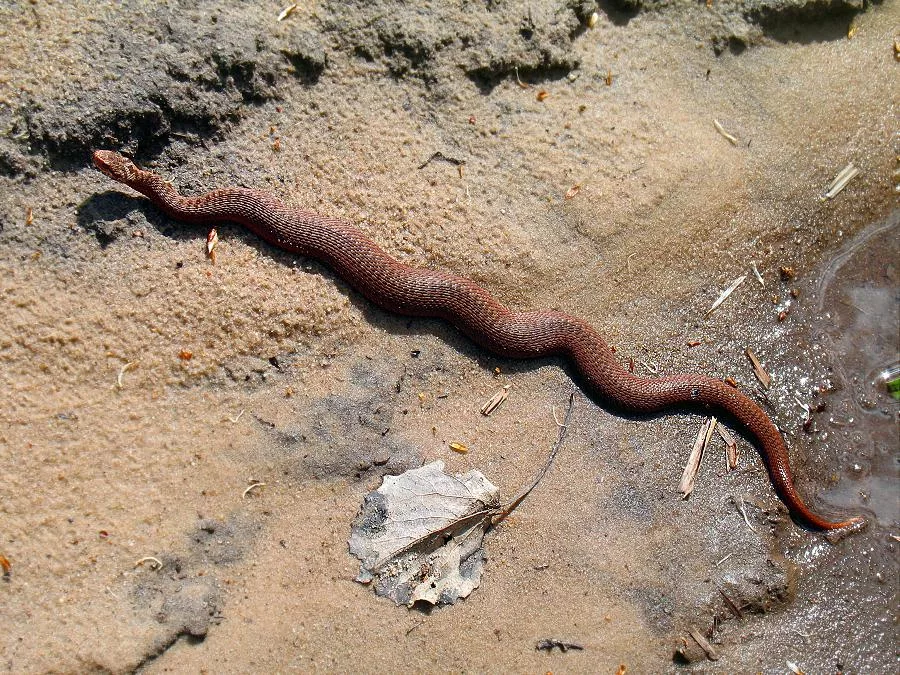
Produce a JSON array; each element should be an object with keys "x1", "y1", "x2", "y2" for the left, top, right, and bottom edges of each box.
[{"x1": 92, "y1": 150, "x2": 864, "y2": 532}]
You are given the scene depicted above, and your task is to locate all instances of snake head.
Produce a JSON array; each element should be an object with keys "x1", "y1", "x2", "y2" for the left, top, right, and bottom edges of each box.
[{"x1": 92, "y1": 150, "x2": 140, "y2": 185}]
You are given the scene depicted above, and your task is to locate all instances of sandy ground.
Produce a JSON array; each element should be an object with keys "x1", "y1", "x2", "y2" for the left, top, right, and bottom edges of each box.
[{"x1": 0, "y1": 1, "x2": 898, "y2": 672}]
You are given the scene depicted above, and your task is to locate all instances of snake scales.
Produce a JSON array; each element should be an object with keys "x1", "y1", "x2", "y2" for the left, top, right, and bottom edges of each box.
[{"x1": 93, "y1": 150, "x2": 863, "y2": 532}]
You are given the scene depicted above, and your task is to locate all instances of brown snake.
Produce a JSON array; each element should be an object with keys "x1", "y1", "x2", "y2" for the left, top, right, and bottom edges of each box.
[{"x1": 93, "y1": 150, "x2": 864, "y2": 532}]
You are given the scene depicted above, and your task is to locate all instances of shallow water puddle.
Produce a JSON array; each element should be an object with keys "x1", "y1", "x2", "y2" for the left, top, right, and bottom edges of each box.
[{"x1": 816, "y1": 211, "x2": 899, "y2": 525}]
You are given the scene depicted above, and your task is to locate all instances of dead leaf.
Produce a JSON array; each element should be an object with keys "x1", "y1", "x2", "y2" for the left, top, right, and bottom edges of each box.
[{"x1": 349, "y1": 460, "x2": 499, "y2": 607}]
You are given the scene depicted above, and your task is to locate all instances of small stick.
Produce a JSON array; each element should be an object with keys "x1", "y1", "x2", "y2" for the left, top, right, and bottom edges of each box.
[
  {"x1": 678, "y1": 417, "x2": 716, "y2": 498},
  {"x1": 736, "y1": 495, "x2": 757, "y2": 533},
  {"x1": 750, "y1": 262, "x2": 764, "y2": 287},
  {"x1": 713, "y1": 119, "x2": 738, "y2": 146},
  {"x1": 480, "y1": 385, "x2": 511, "y2": 416},
  {"x1": 744, "y1": 348, "x2": 771, "y2": 389},
  {"x1": 369, "y1": 395, "x2": 577, "y2": 573},
  {"x1": 535, "y1": 638, "x2": 584, "y2": 652},
  {"x1": 514, "y1": 67, "x2": 530, "y2": 89},
  {"x1": 206, "y1": 228, "x2": 219, "y2": 263},
  {"x1": 277, "y1": 4, "x2": 297, "y2": 21},
  {"x1": 688, "y1": 627, "x2": 720, "y2": 661},
  {"x1": 822, "y1": 163, "x2": 859, "y2": 199},
  {"x1": 706, "y1": 276, "x2": 746, "y2": 317},
  {"x1": 493, "y1": 394, "x2": 577, "y2": 523},
  {"x1": 716, "y1": 425, "x2": 738, "y2": 470},
  {"x1": 116, "y1": 362, "x2": 136, "y2": 389},
  {"x1": 242, "y1": 482, "x2": 266, "y2": 499},
  {"x1": 418, "y1": 151, "x2": 465, "y2": 170},
  {"x1": 714, "y1": 552, "x2": 734, "y2": 567},
  {"x1": 134, "y1": 556, "x2": 163, "y2": 570},
  {"x1": 718, "y1": 588, "x2": 743, "y2": 619}
]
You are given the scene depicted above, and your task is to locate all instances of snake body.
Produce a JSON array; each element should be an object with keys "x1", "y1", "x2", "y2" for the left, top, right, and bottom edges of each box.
[{"x1": 93, "y1": 150, "x2": 863, "y2": 531}]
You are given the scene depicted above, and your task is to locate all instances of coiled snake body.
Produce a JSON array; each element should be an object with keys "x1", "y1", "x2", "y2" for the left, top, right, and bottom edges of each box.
[{"x1": 93, "y1": 150, "x2": 863, "y2": 531}]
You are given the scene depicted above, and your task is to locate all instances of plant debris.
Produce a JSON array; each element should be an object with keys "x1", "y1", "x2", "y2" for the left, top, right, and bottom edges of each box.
[
  {"x1": 713, "y1": 119, "x2": 738, "y2": 146},
  {"x1": 687, "y1": 627, "x2": 720, "y2": 661},
  {"x1": 536, "y1": 638, "x2": 584, "y2": 652},
  {"x1": 480, "y1": 385, "x2": 510, "y2": 416},
  {"x1": 449, "y1": 441, "x2": 468, "y2": 454},
  {"x1": 134, "y1": 556, "x2": 163, "y2": 571},
  {"x1": 718, "y1": 588, "x2": 743, "y2": 619},
  {"x1": 822, "y1": 162, "x2": 859, "y2": 199},
  {"x1": 206, "y1": 228, "x2": 219, "y2": 263},
  {"x1": 116, "y1": 362, "x2": 136, "y2": 389},
  {"x1": 750, "y1": 261, "x2": 764, "y2": 286},
  {"x1": 242, "y1": 482, "x2": 266, "y2": 499},
  {"x1": 734, "y1": 495, "x2": 757, "y2": 533},
  {"x1": 348, "y1": 460, "x2": 500, "y2": 607},
  {"x1": 349, "y1": 396, "x2": 576, "y2": 607},
  {"x1": 277, "y1": 4, "x2": 297, "y2": 21},
  {"x1": 744, "y1": 348, "x2": 771, "y2": 389},
  {"x1": 417, "y1": 151, "x2": 466, "y2": 171},
  {"x1": 717, "y1": 424, "x2": 738, "y2": 471},
  {"x1": 678, "y1": 417, "x2": 717, "y2": 498},
  {"x1": 706, "y1": 276, "x2": 746, "y2": 317},
  {"x1": 514, "y1": 67, "x2": 530, "y2": 89}
]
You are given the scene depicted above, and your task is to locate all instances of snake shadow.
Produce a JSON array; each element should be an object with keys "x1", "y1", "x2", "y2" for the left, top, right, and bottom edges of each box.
[
  {"x1": 79, "y1": 191, "x2": 208, "y2": 247},
  {"x1": 78, "y1": 190, "x2": 857, "y2": 530},
  {"x1": 78, "y1": 190, "x2": 582, "y2": 382}
]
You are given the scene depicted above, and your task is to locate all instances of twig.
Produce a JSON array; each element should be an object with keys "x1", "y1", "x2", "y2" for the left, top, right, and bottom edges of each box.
[
  {"x1": 116, "y1": 362, "x2": 136, "y2": 389},
  {"x1": 688, "y1": 627, "x2": 720, "y2": 661},
  {"x1": 706, "y1": 276, "x2": 746, "y2": 317},
  {"x1": 418, "y1": 151, "x2": 465, "y2": 170},
  {"x1": 370, "y1": 395, "x2": 577, "y2": 572},
  {"x1": 750, "y1": 262, "x2": 764, "y2": 287},
  {"x1": 277, "y1": 4, "x2": 297, "y2": 21},
  {"x1": 822, "y1": 163, "x2": 859, "y2": 199},
  {"x1": 514, "y1": 67, "x2": 530, "y2": 89},
  {"x1": 134, "y1": 556, "x2": 163, "y2": 570},
  {"x1": 242, "y1": 482, "x2": 266, "y2": 499},
  {"x1": 678, "y1": 417, "x2": 716, "y2": 498},
  {"x1": 716, "y1": 425, "x2": 738, "y2": 471},
  {"x1": 713, "y1": 119, "x2": 738, "y2": 146},
  {"x1": 494, "y1": 394, "x2": 577, "y2": 523},
  {"x1": 736, "y1": 495, "x2": 757, "y2": 533},
  {"x1": 536, "y1": 638, "x2": 584, "y2": 652},
  {"x1": 480, "y1": 385, "x2": 511, "y2": 416},
  {"x1": 718, "y1": 588, "x2": 743, "y2": 619},
  {"x1": 714, "y1": 552, "x2": 734, "y2": 567},
  {"x1": 744, "y1": 348, "x2": 771, "y2": 389}
]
